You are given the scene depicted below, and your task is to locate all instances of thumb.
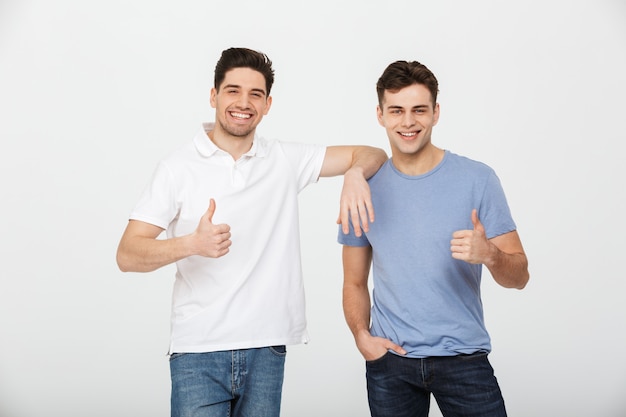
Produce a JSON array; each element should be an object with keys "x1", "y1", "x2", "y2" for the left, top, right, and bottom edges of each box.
[
  {"x1": 206, "y1": 198, "x2": 216, "y2": 223},
  {"x1": 388, "y1": 342, "x2": 407, "y2": 356},
  {"x1": 471, "y1": 208, "x2": 484, "y2": 232}
]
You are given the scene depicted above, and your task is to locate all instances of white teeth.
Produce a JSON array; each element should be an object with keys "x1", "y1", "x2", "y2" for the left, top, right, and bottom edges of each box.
[
  {"x1": 400, "y1": 132, "x2": 416, "y2": 137},
  {"x1": 231, "y1": 112, "x2": 251, "y2": 119}
]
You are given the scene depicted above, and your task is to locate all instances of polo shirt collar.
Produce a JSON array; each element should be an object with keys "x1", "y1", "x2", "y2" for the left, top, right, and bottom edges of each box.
[{"x1": 194, "y1": 122, "x2": 268, "y2": 158}]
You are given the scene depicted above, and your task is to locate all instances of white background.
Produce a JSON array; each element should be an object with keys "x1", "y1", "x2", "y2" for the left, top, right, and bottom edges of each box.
[{"x1": 1, "y1": 1, "x2": 625, "y2": 416}]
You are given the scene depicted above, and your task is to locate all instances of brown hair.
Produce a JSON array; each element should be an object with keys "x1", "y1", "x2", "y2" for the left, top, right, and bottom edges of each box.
[
  {"x1": 376, "y1": 60, "x2": 439, "y2": 107},
  {"x1": 214, "y1": 47, "x2": 275, "y2": 95}
]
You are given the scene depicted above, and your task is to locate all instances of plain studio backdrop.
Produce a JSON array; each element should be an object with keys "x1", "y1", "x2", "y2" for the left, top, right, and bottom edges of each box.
[{"x1": 1, "y1": 1, "x2": 625, "y2": 416}]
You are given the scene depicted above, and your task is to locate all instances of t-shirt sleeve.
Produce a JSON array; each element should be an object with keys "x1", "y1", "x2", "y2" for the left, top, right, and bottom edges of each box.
[
  {"x1": 480, "y1": 170, "x2": 517, "y2": 239},
  {"x1": 337, "y1": 219, "x2": 371, "y2": 247}
]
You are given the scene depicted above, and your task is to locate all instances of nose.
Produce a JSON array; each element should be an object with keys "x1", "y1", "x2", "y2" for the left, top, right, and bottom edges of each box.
[
  {"x1": 234, "y1": 94, "x2": 250, "y2": 109},
  {"x1": 401, "y1": 111, "x2": 415, "y2": 127}
]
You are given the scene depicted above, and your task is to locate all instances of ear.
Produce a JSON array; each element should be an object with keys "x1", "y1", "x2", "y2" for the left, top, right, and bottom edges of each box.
[
  {"x1": 376, "y1": 105, "x2": 385, "y2": 127},
  {"x1": 210, "y1": 87, "x2": 217, "y2": 109},
  {"x1": 262, "y1": 95, "x2": 273, "y2": 115},
  {"x1": 432, "y1": 102, "x2": 440, "y2": 126}
]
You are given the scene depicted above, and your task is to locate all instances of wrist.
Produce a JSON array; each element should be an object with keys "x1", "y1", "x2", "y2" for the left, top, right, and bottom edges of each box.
[
  {"x1": 184, "y1": 233, "x2": 201, "y2": 257},
  {"x1": 345, "y1": 165, "x2": 365, "y2": 179},
  {"x1": 354, "y1": 327, "x2": 371, "y2": 342},
  {"x1": 484, "y1": 241, "x2": 500, "y2": 268}
]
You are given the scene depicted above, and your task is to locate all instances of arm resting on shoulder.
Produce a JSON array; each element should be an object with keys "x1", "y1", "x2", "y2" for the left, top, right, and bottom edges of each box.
[
  {"x1": 320, "y1": 146, "x2": 388, "y2": 236},
  {"x1": 320, "y1": 145, "x2": 388, "y2": 179}
]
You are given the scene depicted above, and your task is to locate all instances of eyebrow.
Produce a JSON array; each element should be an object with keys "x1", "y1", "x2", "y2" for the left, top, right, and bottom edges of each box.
[
  {"x1": 223, "y1": 84, "x2": 267, "y2": 96},
  {"x1": 386, "y1": 104, "x2": 430, "y2": 110}
]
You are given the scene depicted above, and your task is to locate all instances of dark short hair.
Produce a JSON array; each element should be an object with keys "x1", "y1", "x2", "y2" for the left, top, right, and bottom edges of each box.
[
  {"x1": 376, "y1": 60, "x2": 439, "y2": 107},
  {"x1": 214, "y1": 47, "x2": 275, "y2": 96}
]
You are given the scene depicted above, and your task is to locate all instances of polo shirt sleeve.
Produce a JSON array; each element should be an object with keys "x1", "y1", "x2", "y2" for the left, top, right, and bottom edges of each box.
[
  {"x1": 278, "y1": 141, "x2": 326, "y2": 192},
  {"x1": 128, "y1": 161, "x2": 179, "y2": 230}
]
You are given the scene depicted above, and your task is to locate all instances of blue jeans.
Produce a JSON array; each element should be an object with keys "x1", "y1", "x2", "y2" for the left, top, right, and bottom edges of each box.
[
  {"x1": 169, "y1": 346, "x2": 286, "y2": 417},
  {"x1": 366, "y1": 352, "x2": 507, "y2": 417}
]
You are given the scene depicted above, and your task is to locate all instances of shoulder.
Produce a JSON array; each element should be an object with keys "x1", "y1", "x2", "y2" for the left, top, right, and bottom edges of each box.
[{"x1": 445, "y1": 151, "x2": 496, "y2": 177}]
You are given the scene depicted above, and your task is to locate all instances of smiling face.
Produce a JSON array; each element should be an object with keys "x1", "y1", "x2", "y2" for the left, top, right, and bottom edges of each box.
[
  {"x1": 377, "y1": 83, "x2": 440, "y2": 162},
  {"x1": 210, "y1": 67, "x2": 272, "y2": 141}
]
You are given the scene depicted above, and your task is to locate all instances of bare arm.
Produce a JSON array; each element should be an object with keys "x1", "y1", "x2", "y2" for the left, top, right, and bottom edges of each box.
[
  {"x1": 451, "y1": 209, "x2": 529, "y2": 289},
  {"x1": 320, "y1": 145, "x2": 388, "y2": 237},
  {"x1": 342, "y1": 245, "x2": 406, "y2": 360},
  {"x1": 116, "y1": 199, "x2": 232, "y2": 273}
]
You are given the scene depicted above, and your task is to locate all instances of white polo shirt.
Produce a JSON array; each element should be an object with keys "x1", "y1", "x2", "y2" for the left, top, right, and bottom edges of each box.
[{"x1": 129, "y1": 123, "x2": 326, "y2": 353}]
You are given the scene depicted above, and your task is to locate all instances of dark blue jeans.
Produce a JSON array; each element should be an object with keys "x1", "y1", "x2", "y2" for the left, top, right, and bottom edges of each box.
[
  {"x1": 169, "y1": 346, "x2": 286, "y2": 417},
  {"x1": 366, "y1": 352, "x2": 507, "y2": 417}
]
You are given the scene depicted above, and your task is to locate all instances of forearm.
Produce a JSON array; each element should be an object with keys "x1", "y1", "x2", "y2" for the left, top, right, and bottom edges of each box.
[
  {"x1": 342, "y1": 245, "x2": 374, "y2": 338},
  {"x1": 117, "y1": 234, "x2": 196, "y2": 273},
  {"x1": 321, "y1": 146, "x2": 387, "y2": 178},
  {"x1": 343, "y1": 282, "x2": 373, "y2": 340},
  {"x1": 346, "y1": 146, "x2": 388, "y2": 180},
  {"x1": 485, "y1": 245, "x2": 529, "y2": 289}
]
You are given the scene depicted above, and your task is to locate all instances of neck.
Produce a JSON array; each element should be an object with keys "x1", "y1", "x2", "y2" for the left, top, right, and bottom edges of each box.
[
  {"x1": 207, "y1": 126, "x2": 254, "y2": 161},
  {"x1": 392, "y1": 145, "x2": 444, "y2": 176}
]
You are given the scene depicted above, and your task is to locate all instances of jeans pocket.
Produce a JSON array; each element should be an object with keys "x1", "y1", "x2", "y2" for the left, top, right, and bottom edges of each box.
[
  {"x1": 169, "y1": 352, "x2": 187, "y2": 362},
  {"x1": 269, "y1": 345, "x2": 287, "y2": 356},
  {"x1": 458, "y1": 351, "x2": 488, "y2": 362},
  {"x1": 365, "y1": 350, "x2": 391, "y2": 365}
]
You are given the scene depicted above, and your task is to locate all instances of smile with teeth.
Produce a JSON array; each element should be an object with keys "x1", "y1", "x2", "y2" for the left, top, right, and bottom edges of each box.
[
  {"x1": 230, "y1": 112, "x2": 251, "y2": 119},
  {"x1": 400, "y1": 131, "x2": 419, "y2": 137}
]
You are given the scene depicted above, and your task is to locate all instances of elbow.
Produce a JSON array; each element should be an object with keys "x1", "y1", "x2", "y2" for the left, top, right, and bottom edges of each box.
[
  {"x1": 116, "y1": 240, "x2": 130, "y2": 272},
  {"x1": 372, "y1": 147, "x2": 389, "y2": 171},
  {"x1": 500, "y1": 254, "x2": 529, "y2": 290},
  {"x1": 495, "y1": 270, "x2": 529, "y2": 290},
  {"x1": 516, "y1": 271, "x2": 530, "y2": 290},
  {"x1": 116, "y1": 252, "x2": 130, "y2": 273},
  {"x1": 116, "y1": 251, "x2": 156, "y2": 273},
  {"x1": 516, "y1": 258, "x2": 530, "y2": 289},
  {"x1": 378, "y1": 147, "x2": 389, "y2": 161},
  {"x1": 116, "y1": 248, "x2": 138, "y2": 273},
  {"x1": 507, "y1": 270, "x2": 529, "y2": 290},
  {"x1": 514, "y1": 281, "x2": 528, "y2": 290}
]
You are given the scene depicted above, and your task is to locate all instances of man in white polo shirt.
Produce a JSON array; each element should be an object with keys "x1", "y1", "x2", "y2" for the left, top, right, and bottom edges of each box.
[{"x1": 116, "y1": 47, "x2": 387, "y2": 417}]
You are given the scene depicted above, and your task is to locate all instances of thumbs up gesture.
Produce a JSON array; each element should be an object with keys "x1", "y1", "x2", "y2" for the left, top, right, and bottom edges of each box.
[
  {"x1": 192, "y1": 198, "x2": 232, "y2": 258},
  {"x1": 450, "y1": 209, "x2": 492, "y2": 265}
]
